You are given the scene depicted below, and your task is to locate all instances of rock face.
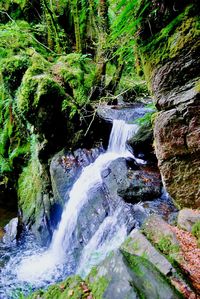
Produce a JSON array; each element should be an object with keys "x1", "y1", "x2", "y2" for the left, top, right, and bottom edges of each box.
[
  {"x1": 121, "y1": 229, "x2": 174, "y2": 276},
  {"x1": 48, "y1": 154, "x2": 163, "y2": 272},
  {"x1": 177, "y1": 209, "x2": 200, "y2": 232},
  {"x1": 87, "y1": 236, "x2": 182, "y2": 299},
  {"x1": 138, "y1": 2, "x2": 200, "y2": 208}
]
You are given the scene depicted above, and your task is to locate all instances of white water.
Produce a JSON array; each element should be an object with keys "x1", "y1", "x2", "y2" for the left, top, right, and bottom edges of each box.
[
  {"x1": 77, "y1": 208, "x2": 127, "y2": 277},
  {"x1": 16, "y1": 120, "x2": 139, "y2": 284}
]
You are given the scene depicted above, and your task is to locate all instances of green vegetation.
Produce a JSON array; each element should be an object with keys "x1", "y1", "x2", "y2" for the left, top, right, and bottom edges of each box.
[
  {"x1": 122, "y1": 250, "x2": 183, "y2": 299},
  {"x1": 18, "y1": 135, "x2": 42, "y2": 224},
  {"x1": 0, "y1": 1, "x2": 199, "y2": 296},
  {"x1": 87, "y1": 266, "x2": 109, "y2": 299},
  {"x1": 156, "y1": 235, "x2": 180, "y2": 262},
  {"x1": 25, "y1": 270, "x2": 109, "y2": 299},
  {"x1": 192, "y1": 221, "x2": 200, "y2": 247},
  {"x1": 27, "y1": 276, "x2": 85, "y2": 299}
]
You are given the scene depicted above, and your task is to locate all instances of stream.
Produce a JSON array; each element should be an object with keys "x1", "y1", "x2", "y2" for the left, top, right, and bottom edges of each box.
[{"x1": 0, "y1": 118, "x2": 176, "y2": 298}]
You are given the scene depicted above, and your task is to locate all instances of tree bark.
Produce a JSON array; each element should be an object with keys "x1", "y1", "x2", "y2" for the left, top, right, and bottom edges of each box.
[
  {"x1": 90, "y1": 0, "x2": 109, "y2": 100},
  {"x1": 71, "y1": 0, "x2": 82, "y2": 53}
]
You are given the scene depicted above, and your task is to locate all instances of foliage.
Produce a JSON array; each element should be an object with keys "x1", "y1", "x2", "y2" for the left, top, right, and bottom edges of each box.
[
  {"x1": 0, "y1": 55, "x2": 30, "y2": 93},
  {"x1": 191, "y1": 221, "x2": 200, "y2": 247},
  {"x1": 87, "y1": 266, "x2": 109, "y2": 299},
  {"x1": 157, "y1": 235, "x2": 180, "y2": 258},
  {"x1": 27, "y1": 275, "x2": 92, "y2": 299},
  {"x1": 0, "y1": 20, "x2": 49, "y2": 58}
]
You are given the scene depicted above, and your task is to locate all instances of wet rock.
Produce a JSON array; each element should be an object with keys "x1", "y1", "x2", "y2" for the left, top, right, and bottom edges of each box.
[
  {"x1": 97, "y1": 103, "x2": 153, "y2": 123},
  {"x1": 121, "y1": 229, "x2": 174, "y2": 276},
  {"x1": 65, "y1": 158, "x2": 137, "y2": 269},
  {"x1": 117, "y1": 167, "x2": 162, "y2": 204},
  {"x1": 142, "y1": 214, "x2": 179, "y2": 248},
  {"x1": 122, "y1": 251, "x2": 182, "y2": 299},
  {"x1": 177, "y1": 209, "x2": 200, "y2": 232},
  {"x1": 2, "y1": 217, "x2": 18, "y2": 244},
  {"x1": 128, "y1": 122, "x2": 155, "y2": 161},
  {"x1": 50, "y1": 147, "x2": 104, "y2": 227},
  {"x1": 50, "y1": 148, "x2": 103, "y2": 202},
  {"x1": 88, "y1": 249, "x2": 182, "y2": 299},
  {"x1": 88, "y1": 250, "x2": 139, "y2": 299}
]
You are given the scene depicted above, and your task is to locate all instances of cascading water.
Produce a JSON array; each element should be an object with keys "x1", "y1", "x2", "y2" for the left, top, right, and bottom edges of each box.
[
  {"x1": 0, "y1": 119, "x2": 142, "y2": 297},
  {"x1": 77, "y1": 207, "x2": 127, "y2": 277},
  {"x1": 16, "y1": 120, "x2": 138, "y2": 283}
]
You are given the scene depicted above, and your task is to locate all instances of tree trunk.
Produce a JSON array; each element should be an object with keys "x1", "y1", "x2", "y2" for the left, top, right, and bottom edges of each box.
[
  {"x1": 107, "y1": 59, "x2": 124, "y2": 94},
  {"x1": 43, "y1": 0, "x2": 62, "y2": 53},
  {"x1": 71, "y1": 0, "x2": 82, "y2": 53},
  {"x1": 90, "y1": 0, "x2": 109, "y2": 100}
]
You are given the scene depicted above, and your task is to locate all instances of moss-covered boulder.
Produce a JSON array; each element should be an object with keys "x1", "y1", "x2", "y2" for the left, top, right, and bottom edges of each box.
[
  {"x1": 18, "y1": 136, "x2": 53, "y2": 244},
  {"x1": 27, "y1": 275, "x2": 88, "y2": 299},
  {"x1": 142, "y1": 215, "x2": 181, "y2": 262},
  {"x1": 87, "y1": 248, "x2": 182, "y2": 299},
  {"x1": 137, "y1": 2, "x2": 200, "y2": 208},
  {"x1": 87, "y1": 251, "x2": 139, "y2": 299}
]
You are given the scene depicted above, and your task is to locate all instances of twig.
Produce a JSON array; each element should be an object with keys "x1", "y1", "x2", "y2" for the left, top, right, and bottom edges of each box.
[
  {"x1": 0, "y1": 10, "x2": 55, "y2": 53},
  {"x1": 84, "y1": 109, "x2": 97, "y2": 136}
]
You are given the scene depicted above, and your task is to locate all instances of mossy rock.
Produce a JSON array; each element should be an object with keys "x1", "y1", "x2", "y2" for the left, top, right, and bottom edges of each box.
[
  {"x1": 27, "y1": 276, "x2": 86, "y2": 299},
  {"x1": 17, "y1": 69, "x2": 66, "y2": 127},
  {"x1": 0, "y1": 55, "x2": 30, "y2": 93},
  {"x1": 18, "y1": 155, "x2": 43, "y2": 225},
  {"x1": 138, "y1": 4, "x2": 200, "y2": 90},
  {"x1": 122, "y1": 251, "x2": 183, "y2": 299},
  {"x1": 87, "y1": 251, "x2": 138, "y2": 299},
  {"x1": 52, "y1": 53, "x2": 91, "y2": 106}
]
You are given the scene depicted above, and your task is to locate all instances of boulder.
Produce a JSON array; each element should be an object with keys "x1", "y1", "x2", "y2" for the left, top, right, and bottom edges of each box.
[
  {"x1": 177, "y1": 209, "x2": 200, "y2": 232},
  {"x1": 88, "y1": 250, "x2": 139, "y2": 299},
  {"x1": 50, "y1": 147, "x2": 104, "y2": 227},
  {"x1": 122, "y1": 251, "x2": 182, "y2": 299},
  {"x1": 117, "y1": 167, "x2": 162, "y2": 204},
  {"x1": 127, "y1": 122, "x2": 155, "y2": 161},
  {"x1": 121, "y1": 229, "x2": 174, "y2": 276},
  {"x1": 88, "y1": 249, "x2": 182, "y2": 299},
  {"x1": 137, "y1": 2, "x2": 200, "y2": 208},
  {"x1": 142, "y1": 214, "x2": 179, "y2": 253},
  {"x1": 2, "y1": 217, "x2": 18, "y2": 244}
]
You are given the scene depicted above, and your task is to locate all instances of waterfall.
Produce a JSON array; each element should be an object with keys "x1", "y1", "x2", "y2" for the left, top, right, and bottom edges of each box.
[
  {"x1": 16, "y1": 120, "x2": 139, "y2": 284},
  {"x1": 77, "y1": 208, "x2": 127, "y2": 277}
]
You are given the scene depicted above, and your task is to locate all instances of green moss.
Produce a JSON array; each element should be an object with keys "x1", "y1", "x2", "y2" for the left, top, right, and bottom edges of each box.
[
  {"x1": 0, "y1": 55, "x2": 30, "y2": 93},
  {"x1": 27, "y1": 276, "x2": 85, "y2": 299},
  {"x1": 139, "y1": 4, "x2": 200, "y2": 85},
  {"x1": 87, "y1": 267, "x2": 109, "y2": 299},
  {"x1": 122, "y1": 250, "x2": 183, "y2": 299},
  {"x1": 89, "y1": 276, "x2": 109, "y2": 299},
  {"x1": 17, "y1": 67, "x2": 65, "y2": 118},
  {"x1": 191, "y1": 221, "x2": 200, "y2": 247},
  {"x1": 18, "y1": 136, "x2": 42, "y2": 223},
  {"x1": 54, "y1": 53, "x2": 91, "y2": 106},
  {"x1": 157, "y1": 236, "x2": 179, "y2": 255},
  {"x1": 194, "y1": 80, "x2": 200, "y2": 93}
]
